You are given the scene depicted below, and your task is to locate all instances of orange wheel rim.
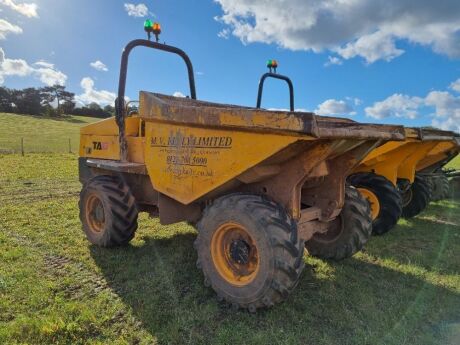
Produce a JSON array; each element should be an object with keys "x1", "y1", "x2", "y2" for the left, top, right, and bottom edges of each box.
[
  {"x1": 85, "y1": 193, "x2": 105, "y2": 233},
  {"x1": 357, "y1": 188, "x2": 380, "y2": 220},
  {"x1": 211, "y1": 222, "x2": 259, "y2": 286}
]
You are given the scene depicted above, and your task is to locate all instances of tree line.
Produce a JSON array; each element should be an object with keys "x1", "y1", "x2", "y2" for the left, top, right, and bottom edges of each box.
[{"x1": 0, "y1": 85, "x2": 115, "y2": 118}]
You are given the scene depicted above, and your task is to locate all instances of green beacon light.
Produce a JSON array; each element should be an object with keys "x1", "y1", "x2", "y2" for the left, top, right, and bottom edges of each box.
[
  {"x1": 144, "y1": 19, "x2": 162, "y2": 42},
  {"x1": 144, "y1": 19, "x2": 153, "y2": 40},
  {"x1": 267, "y1": 59, "x2": 278, "y2": 73}
]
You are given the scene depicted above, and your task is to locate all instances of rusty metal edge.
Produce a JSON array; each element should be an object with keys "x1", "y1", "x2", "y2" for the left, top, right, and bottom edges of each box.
[
  {"x1": 140, "y1": 92, "x2": 406, "y2": 141},
  {"x1": 418, "y1": 128, "x2": 458, "y2": 141},
  {"x1": 86, "y1": 159, "x2": 147, "y2": 175}
]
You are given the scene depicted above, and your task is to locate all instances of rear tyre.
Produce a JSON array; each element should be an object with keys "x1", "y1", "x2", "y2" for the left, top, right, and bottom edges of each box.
[
  {"x1": 195, "y1": 193, "x2": 304, "y2": 311},
  {"x1": 430, "y1": 174, "x2": 450, "y2": 201},
  {"x1": 400, "y1": 175, "x2": 431, "y2": 218},
  {"x1": 349, "y1": 173, "x2": 402, "y2": 235},
  {"x1": 305, "y1": 186, "x2": 372, "y2": 260},
  {"x1": 79, "y1": 175, "x2": 138, "y2": 247},
  {"x1": 440, "y1": 174, "x2": 451, "y2": 199},
  {"x1": 426, "y1": 177, "x2": 436, "y2": 201}
]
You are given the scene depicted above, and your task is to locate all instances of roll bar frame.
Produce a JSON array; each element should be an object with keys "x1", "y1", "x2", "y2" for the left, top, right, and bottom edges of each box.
[
  {"x1": 115, "y1": 39, "x2": 196, "y2": 161},
  {"x1": 256, "y1": 72, "x2": 294, "y2": 111}
]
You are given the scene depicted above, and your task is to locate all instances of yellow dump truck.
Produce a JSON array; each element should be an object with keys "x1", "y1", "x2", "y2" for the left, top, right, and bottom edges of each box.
[
  {"x1": 253, "y1": 67, "x2": 459, "y2": 239},
  {"x1": 349, "y1": 128, "x2": 460, "y2": 235},
  {"x1": 78, "y1": 36, "x2": 407, "y2": 311}
]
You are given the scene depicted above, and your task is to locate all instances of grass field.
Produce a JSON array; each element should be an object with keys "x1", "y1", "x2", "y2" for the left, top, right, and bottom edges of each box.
[
  {"x1": 0, "y1": 115, "x2": 459, "y2": 344},
  {"x1": 0, "y1": 113, "x2": 98, "y2": 154}
]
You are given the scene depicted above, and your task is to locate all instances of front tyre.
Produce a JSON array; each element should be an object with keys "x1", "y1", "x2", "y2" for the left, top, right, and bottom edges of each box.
[
  {"x1": 195, "y1": 194, "x2": 304, "y2": 312},
  {"x1": 305, "y1": 186, "x2": 372, "y2": 260},
  {"x1": 349, "y1": 173, "x2": 402, "y2": 235},
  {"x1": 79, "y1": 175, "x2": 138, "y2": 247}
]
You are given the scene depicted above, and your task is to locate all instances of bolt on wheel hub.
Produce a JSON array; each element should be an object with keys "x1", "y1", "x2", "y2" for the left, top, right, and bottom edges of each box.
[
  {"x1": 230, "y1": 239, "x2": 251, "y2": 265},
  {"x1": 211, "y1": 222, "x2": 260, "y2": 286}
]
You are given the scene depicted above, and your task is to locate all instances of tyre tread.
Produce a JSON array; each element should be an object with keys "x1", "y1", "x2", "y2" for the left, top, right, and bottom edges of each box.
[
  {"x1": 305, "y1": 186, "x2": 373, "y2": 260},
  {"x1": 195, "y1": 193, "x2": 304, "y2": 311},
  {"x1": 79, "y1": 175, "x2": 138, "y2": 247}
]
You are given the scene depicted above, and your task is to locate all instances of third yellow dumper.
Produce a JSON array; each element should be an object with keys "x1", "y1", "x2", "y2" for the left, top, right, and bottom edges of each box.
[{"x1": 347, "y1": 128, "x2": 459, "y2": 235}]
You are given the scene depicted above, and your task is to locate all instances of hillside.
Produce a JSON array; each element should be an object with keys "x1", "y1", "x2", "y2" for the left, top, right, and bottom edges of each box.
[{"x1": 0, "y1": 113, "x2": 99, "y2": 154}]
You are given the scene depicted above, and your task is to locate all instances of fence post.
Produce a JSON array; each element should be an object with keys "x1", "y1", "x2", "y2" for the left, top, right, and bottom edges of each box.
[
  {"x1": 68, "y1": 138, "x2": 72, "y2": 154},
  {"x1": 21, "y1": 138, "x2": 24, "y2": 156}
]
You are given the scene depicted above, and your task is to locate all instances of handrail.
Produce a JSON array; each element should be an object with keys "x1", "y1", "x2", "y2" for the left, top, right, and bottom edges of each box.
[
  {"x1": 256, "y1": 72, "x2": 294, "y2": 111},
  {"x1": 115, "y1": 39, "x2": 196, "y2": 161}
]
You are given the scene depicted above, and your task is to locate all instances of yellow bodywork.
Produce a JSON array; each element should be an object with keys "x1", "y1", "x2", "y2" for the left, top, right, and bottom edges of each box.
[
  {"x1": 80, "y1": 117, "x2": 145, "y2": 163},
  {"x1": 417, "y1": 141, "x2": 458, "y2": 171},
  {"x1": 79, "y1": 102, "x2": 317, "y2": 205},
  {"x1": 144, "y1": 122, "x2": 302, "y2": 204},
  {"x1": 79, "y1": 92, "x2": 407, "y2": 211},
  {"x1": 353, "y1": 128, "x2": 458, "y2": 185},
  {"x1": 80, "y1": 101, "x2": 456, "y2": 207}
]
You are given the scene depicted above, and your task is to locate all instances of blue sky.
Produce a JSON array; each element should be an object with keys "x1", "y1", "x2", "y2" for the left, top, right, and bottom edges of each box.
[{"x1": 1, "y1": 0, "x2": 460, "y2": 132}]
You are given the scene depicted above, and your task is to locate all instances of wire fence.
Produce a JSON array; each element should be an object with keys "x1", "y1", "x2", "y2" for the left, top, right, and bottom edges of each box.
[{"x1": 0, "y1": 137, "x2": 78, "y2": 155}]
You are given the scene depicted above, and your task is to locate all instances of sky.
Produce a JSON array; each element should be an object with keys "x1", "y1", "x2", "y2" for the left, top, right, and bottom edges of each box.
[{"x1": 0, "y1": 0, "x2": 460, "y2": 132}]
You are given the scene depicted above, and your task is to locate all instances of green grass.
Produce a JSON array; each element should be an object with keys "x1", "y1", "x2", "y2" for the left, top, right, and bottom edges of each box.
[
  {"x1": 447, "y1": 154, "x2": 460, "y2": 169},
  {"x1": 0, "y1": 153, "x2": 459, "y2": 345},
  {"x1": 0, "y1": 113, "x2": 98, "y2": 154}
]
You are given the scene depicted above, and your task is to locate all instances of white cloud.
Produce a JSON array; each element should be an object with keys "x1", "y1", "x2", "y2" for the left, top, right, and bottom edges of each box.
[
  {"x1": 432, "y1": 117, "x2": 460, "y2": 133},
  {"x1": 336, "y1": 31, "x2": 404, "y2": 64},
  {"x1": 0, "y1": 47, "x2": 28, "y2": 76},
  {"x1": 90, "y1": 60, "x2": 108, "y2": 72},
  {"x1": 215, "y1": 0, "x2": 460, "y2": 63},
  {"x1": 124, "y1": 3, "x2": 148, "y2": 17},
  {"x1": 0, "y1": 19, "x2": 22, "y2": 39},
  {"x1": 0, "y1": 0, "x2": 38, "y2": 18},
  {"x1": 449, "y1": 78, "x2": 460, "y2": 93},
  {"x1": 365, "y1": 94, "x2": 423, "y2": 119},
  {"x1": 430, "y1": 96, "x2": 460, "y2": 132},
  {"x1": 0, "y1": 47, "x2": 66, "y2": 86},
  {"x1": 425, "y1": 91, "x2": 460, "y2": 118},
  {"x1": 35, "y1": 67, "x2": 66, "y2": 86},
  {"x1": 34, "y1": 60, "x2": 54, "y2": 69},
  {"x1": 365, "y1": 83, "x2": 460, "y2": 133},
  {"x1": 315, "y1": 99, "x2": 355, "y2": 116},
  {"x1": 75, "y1": 77, "x2": 116, "y2": 106},
  {"x1": 1, "y1": 57, "x2": 32, "y2": 77},
  {"x1": 217, "y1": 28, "x2": 230, "y2": 39},
  {"x1": 173, "y1": 91, "x2": 185, "y2": 98},
  {"x1": 324, "y1": 56, "x2": 342, "y2": 67}
]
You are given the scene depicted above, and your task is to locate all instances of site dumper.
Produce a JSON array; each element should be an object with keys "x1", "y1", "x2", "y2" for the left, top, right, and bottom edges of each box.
[
  {"x1": 78, "y1": 32, "x2": 405, "y2": 311},
  {"x1": 349, "y1": 128, "x2": 459, "y2": 236},
  {"x1": 416, "y1": 133, "x2": 460, "y2": 200}
]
